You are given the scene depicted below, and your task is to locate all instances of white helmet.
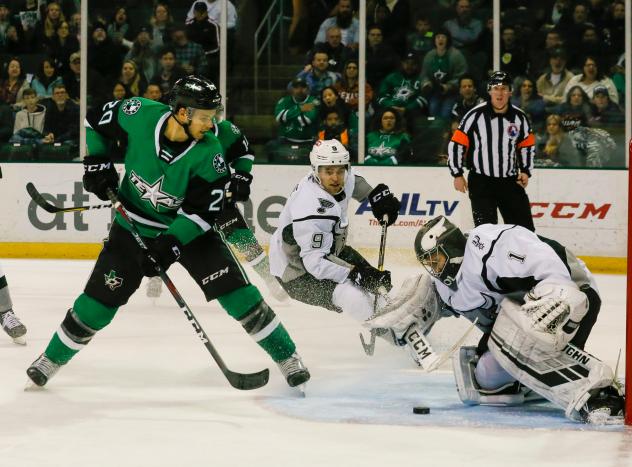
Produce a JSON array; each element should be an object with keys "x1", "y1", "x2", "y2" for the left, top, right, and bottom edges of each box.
[{"x1": 310, "y1": 139, "x2": 350, "y2": 175}]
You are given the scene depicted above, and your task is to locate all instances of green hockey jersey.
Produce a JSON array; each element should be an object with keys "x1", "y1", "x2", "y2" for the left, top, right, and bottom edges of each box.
[
  {"x1": 365, "y1": 130, "x2": 411, "y2": 165},
  {"x1": 211, "y1": 119, "x2": 254, "y2": 172},
  {"x1": 85, "y1": 97, "x2": 229, "y2": 244},
  {"x1": 273, "y1": 95, "x2": 319, "y2": 142},
  {"x1": 377, "y1": 72, "x2": 426, "y2": 111}
]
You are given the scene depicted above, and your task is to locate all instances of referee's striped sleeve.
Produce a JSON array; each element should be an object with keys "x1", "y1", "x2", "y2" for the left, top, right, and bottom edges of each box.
[
  {"x1": 516, "y1": 113, "x2": 535, "y2": 176},
  {"x1": 447, "y1": 110, "x2": 476, "y2": 176}
]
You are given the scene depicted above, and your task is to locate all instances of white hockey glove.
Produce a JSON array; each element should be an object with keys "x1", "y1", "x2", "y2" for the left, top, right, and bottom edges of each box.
[
  {"x1": 521, "y1": 282, "x2": 589, "y2": 351},
  {"x1": 365, "y1": 273, "x2": 441, "y2": 337}
]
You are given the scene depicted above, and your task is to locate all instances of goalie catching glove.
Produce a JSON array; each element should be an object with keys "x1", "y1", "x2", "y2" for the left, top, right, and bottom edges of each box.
[
  {"x1": 348, "y1": 264, "x2": 392, "y2": 294},
  {"x1": 521, "y1": 282, "x2": 589, "y2": 350},
  {"x1": 139, "y1": 234, "x2": 183, "y2": 277},
  {"x1": 82, "y1": 156, "x2": 119, "y2": 201},
  {"x1": 368, "y1": 184, "x2": 400, "y2": 226}
]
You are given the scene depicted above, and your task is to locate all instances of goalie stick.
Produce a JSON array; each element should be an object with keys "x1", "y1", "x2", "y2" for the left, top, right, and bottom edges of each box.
[
  {"x1": 26, "y1": 182, "x2": 112, "y2": 213},
  {"x1": 105, "y1": 188, "x2": 269, "y2": 390}
]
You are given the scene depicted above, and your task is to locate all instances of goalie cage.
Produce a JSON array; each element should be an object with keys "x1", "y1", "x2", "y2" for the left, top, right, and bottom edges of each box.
[{"x1": 627, "y1": 139, "x2": 632, "y2": 425}]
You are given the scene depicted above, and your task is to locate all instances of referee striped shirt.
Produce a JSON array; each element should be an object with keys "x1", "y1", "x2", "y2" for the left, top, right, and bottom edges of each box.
[{"x1": 447, "y1": 101, "x2": 535, "y2": 178}]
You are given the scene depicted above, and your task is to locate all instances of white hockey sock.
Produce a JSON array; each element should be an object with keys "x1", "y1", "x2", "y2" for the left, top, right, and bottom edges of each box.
[{"x1": 332, "y1": 280, "x2": 380, "y2": 322}]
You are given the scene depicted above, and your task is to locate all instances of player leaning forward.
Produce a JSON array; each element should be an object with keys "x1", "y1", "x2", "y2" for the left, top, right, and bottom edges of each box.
[
  {"x1": 367, "y1": 216, "x2": 624, "y2": 424},
  {"x1": 26, "y1": 76, "x2": 309, "y2": 388},
  {"x1": 269, "y1": 140, "x2": 400, "y2": 324}
]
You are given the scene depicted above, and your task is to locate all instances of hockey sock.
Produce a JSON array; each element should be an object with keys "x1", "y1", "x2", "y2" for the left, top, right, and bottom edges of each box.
[
  {"x1": 44, "y1": 293, "x2": 118, "y2": 365},
  {"x1": 0, "y1": 272, "x2": 13, "y2": 314},
  {"x1": 218, "y1": 284, "x2": 296, "y2": 361},
  {"x1": 227, "y1": 228, "x2": 265, "y2": 263}
]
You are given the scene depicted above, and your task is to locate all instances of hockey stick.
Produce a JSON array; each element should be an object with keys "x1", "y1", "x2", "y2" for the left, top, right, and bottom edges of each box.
[
  {"x1": 26, "y1": 182, "x2": 112, "y2": 213},
  {"x1": 106, "y1": 188, "x2": 270, "y2": 390},
  {"x1": 359, "y1": 216, "x2": 389, "y2": 355}
]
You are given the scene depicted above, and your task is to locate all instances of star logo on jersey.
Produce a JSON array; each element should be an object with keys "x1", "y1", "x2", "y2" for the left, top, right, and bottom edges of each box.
[
  {"x1": 433, "y1": 70, "x2": 447, "y2": 83},
  {"x1": 122, "y1": 98, "x2": 142, "y2": 115},
  {"x1": 394, "y1": 85, "x2": 414, "y2": 102},
  {"x1": 317, "y1": 198, "x2": 335, "y2": 214},
  {"x1": 369, "y1": 142, "x2": 396, "y2": 158},
  {"x1": 230, "y1": 123, "x2": 240, "y2": 134},
  {"x1": 129, "y1": 171, "x2": 184, "y2": 210},
  {"x1": 212, "y1": 153, "x2": 227, "y2": 173},
  {"x1": 104, "y1": 270, "x2": 123, "y2": 291}
]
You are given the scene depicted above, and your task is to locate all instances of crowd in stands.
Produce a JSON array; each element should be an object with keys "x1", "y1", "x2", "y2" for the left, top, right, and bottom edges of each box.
[{"x1": 273, "y1": 0, "x2": 627, "y2": 167}]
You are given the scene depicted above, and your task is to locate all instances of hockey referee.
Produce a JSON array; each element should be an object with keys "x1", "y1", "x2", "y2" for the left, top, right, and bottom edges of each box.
[{"x1": 447, "y1": 71, "x2": 535, "y2": 231}]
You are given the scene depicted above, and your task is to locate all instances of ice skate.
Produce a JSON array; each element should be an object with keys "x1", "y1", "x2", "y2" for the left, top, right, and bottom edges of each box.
[
  {"x1": 277, "y1": 352, "x2": 310, "y2": 394},
  {"x1": 1, "y1": 309, "x2": 26, "y2": 345},
  {"x1": 146, "y1": 276, "x2": 162, "y2": 299},
  {"x1": 26, "y1": 353, "x2": 62, "y2": 388},
  {"x1": 579, "y1": 386, "x2": 624, "y2": 425}
]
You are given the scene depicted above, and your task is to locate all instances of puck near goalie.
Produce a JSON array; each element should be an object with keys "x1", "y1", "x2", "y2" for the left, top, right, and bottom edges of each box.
[{"x1": 365, "y1": 216, "x2": 624, "y2": 424}]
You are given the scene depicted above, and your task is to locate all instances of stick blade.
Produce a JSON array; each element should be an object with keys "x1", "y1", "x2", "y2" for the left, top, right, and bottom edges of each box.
[
  {"x1": 225, "y1": 368, "x2": 270, "y2": 390},
  {"x1": 26, "y1": 182, "x2": 60, "y2": 213}
]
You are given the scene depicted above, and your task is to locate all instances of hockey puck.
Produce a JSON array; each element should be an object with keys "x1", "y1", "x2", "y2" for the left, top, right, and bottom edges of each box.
[{"x1": 413, "y1": 406, "x2": 430, "y2": 414}]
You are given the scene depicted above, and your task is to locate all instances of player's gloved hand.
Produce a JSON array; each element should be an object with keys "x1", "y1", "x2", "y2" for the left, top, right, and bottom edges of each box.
[
  {"x1": 368, "y1": 184, "x2": 400, "y2": 226},
  {"x1": 140, "y1": 234, "x2": 183, "y2": 277},
  {"x1": 82, "y1": 156, "x2": 119, "y2": 201},
  {"x1": 348, "y1": 264, "x2": 392, "y2": 294},
  {"x1": 227, "y1": 171, "x2": 253, "y2": 202}
]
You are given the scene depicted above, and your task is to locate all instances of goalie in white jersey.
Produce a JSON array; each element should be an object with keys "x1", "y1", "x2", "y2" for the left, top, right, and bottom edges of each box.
[
  {"x1": 366, "y1": 216, "x2": 624, "y2": 424},
  {"x1": 269, "y1": 139, "x2": 400, "y2": 324}
]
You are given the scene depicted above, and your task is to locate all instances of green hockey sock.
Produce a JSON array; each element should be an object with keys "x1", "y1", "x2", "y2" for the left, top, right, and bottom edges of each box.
[{"x1": 227, "y1": 228, "x2": 264, "y2": 263}]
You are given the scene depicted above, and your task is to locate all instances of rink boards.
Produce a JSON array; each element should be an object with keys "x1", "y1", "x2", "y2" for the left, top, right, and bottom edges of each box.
[{"x1": 0, "y1": 163, "x2": 626, "y2": 271}]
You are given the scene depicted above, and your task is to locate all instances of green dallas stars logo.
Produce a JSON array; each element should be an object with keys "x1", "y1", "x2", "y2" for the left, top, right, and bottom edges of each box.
[{"x1": 104, "y1": 270, "x2": 124, "y2": 291}]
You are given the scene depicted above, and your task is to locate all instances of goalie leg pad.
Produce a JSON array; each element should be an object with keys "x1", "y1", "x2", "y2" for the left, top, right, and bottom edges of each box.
[
  {"x1": 332, "y1": 281, "x2": 377, "y2": 322},
  {"x1": 489, "y1": 298, "x2": 615, "y2": 421}
]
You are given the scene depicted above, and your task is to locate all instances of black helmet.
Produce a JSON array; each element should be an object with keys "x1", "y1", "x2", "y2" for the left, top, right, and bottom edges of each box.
[
  {"x1": 414, "y1": 216, "x2": 466, "y2": 289},
  {"x1": 487, "y1": 70, "x2": 512, "y2": 92},
  {"x1": 169, "y1": 75, "x2": 221, "y2": 111}
]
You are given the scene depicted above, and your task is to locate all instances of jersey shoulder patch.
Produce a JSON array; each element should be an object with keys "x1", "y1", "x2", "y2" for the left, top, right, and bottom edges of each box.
[
  {"x1": 121, "y1": 98, "x2": 142, "y2": 115},
  {"x1": 212, "y1": 153, "x2": 227, "y2": 174},
  {"x1": 290, "y1": 178, "x2": 340, "y2": 220}
]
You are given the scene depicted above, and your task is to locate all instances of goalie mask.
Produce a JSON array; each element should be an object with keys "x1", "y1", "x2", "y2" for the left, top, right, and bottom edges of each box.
[
  {"x1": 309, "y1": 139, "x2": 350, "y2": 194},
  {"x1": 414, "y1": 216, "x2": 466, "y2": 289}
]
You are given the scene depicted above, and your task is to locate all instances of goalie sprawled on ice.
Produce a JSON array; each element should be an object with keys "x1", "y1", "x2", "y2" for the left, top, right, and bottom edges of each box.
[{"x1": 365, "y1": 215, "x2": 624, "y2": 424}]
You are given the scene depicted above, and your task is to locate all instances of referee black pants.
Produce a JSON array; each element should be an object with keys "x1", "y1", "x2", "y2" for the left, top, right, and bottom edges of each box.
[{"x1": 467, "y1": 172, "x2": 535, "y2": 231}]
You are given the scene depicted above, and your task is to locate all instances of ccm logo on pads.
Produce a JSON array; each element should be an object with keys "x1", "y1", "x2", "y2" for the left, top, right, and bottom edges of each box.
[{"x1": 202, "y1": 267, "x2": 229, "y2": 284}]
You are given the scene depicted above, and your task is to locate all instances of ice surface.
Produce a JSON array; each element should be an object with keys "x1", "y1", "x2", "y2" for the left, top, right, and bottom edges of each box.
[{"x1": 0, "y1": 259, "x2": 630, "y2": 467}]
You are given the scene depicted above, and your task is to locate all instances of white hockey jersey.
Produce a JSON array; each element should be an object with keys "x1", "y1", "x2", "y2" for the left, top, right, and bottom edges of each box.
[
  {"x1": 269, "y1": 170, "x2": 372, "y2": 283},
  {"x1": 432, "y1": 224, "x2": 598, "y2": 327}
]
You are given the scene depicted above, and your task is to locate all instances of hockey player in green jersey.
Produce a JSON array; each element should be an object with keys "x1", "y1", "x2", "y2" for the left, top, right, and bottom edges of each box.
[
  {"x1": 26, "y1": 76, "x2": 309, "y2": 389},
  {"x1": 146, "y1": 114, "x2": 288, "y2": 301}
]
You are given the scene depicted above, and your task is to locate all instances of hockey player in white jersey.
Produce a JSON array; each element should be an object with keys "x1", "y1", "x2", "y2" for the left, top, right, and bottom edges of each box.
[
  {"x1": 0, "y1": 263, "x2": 26, "y2": 344},
  {"x1": 269, "y1": 139, "x2": 400, "y2": 324},
  {"x1": 366, "y1": 215, "x2": 624, "y2": 424}
]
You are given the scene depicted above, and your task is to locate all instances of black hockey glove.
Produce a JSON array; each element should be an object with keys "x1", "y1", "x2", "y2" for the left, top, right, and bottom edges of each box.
[
  {"x1": 227, "y1": 171, "x2": 253, "y2": 203},
  {"x1": 140, "y1": 234, "x2": 183, "y2": 277},
  {"x1": 368, "y1": 184, "x2": 400, "y2": 226},
  {"x1": 348, "y1": 264, "x2": 392, "y2": 294},
  {"x1": 82, "y1": 156, "x2": 119, "y2": 201}
]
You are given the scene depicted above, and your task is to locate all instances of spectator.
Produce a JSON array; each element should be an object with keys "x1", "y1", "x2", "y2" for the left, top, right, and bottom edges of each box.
[
  {"x1": 567, "y1": 26, "x2": 603, "y2": 71},
  {"x1": 118, "y1": 60, "x2": 147, "y2": 97},
  {"x1": 170, "y1": 24, "x2": 207, "y2": 76},
  {"x1": 107, "y1": 6, "x2": 134, "y2": 52},
  {"x1": 10, "y1": 88, "x2": 46, "y2": 144},
  {"x1": 314, "y1": 0, "x2": 359, "y2": 49},
  {"x1": 62, "y1": 51, "x2": 80, "y2": 103},
  {"x1": 544, "y1": 0, "x2": 572, "y2": 27},
  {"x1": 14, "y1": 0, "x2": 38, "y2": 48},
  {"x1": 143, "y1": 83, "x2": 162, "y2": 102},
  {"x1": 536, "y1": 113, "x2": 580, "y2": 167},
  {"x1": 0, "y1": 100, "x2": 13, "y2": 142},
  {"x1": 406, "y1": 13, "x2": 434, "y2": 60},
  {"x1": 603, "y1": 0, "x2": 625, "y2": 59},
  {"x1": 294, "y1": 50, "x2": 340, "y2": 97},
  {"x1": 586, "y1": 0, "x2": 608, "y2": 31},
  {"x1": 111, "y1": 81, "x2": 128, "y2": 101},
  {"x1": 0, "y1": 57, "x2": 29, "y2": 109},
  {"x1": 500, "y1": 25, "x2": 528, "y2": 78},
  {"x1": 334, "y1": 58, "x2": 373, "y2": 112},
  {"x1": 48, "y1": 21, "x2": 78, "y2": 75},
  {"x1": 510, "y1": 76, "x2": 545, "y2": 132},
  {"x1": 589, "y1": 85, "x2": 624, "y2": 126},
  {"x1": 185, "y1": 0, "x2": 237, "y2": 31},
  {"x1": 34, "y1": 1, "x2": 65, "y2": 52},
  {"x1": 308, "y1": 26, "x2": 353, "y2": 74},
  {"x1": 268, "y1": 77, "x2": 319, "y2": 159},
  {"x1": 150, "y1": 46, "x2": 186, "y2": 101},
  {"x1": 554, "y1": 85, "x2": 593, "y2": 132},
  {"x1": 365, "y1": 24, "x2": 398, "y2": 89},
  {"x1": 0, "y1": 3, "x2": 22, "y2": 52},
  {"x1": 529, "y1": 29, "x2": 564, "y2": 79},
  {"x1": 420, "y1": 29, "x2": 467, "y2": 119},
  {"x1": 451, "y1": 74, "x2": 484, "y2": 123},
  {"x1": 4, "y1": 24, "x2": 27, "y2": 54},
  {"x1": 185, "y1": 2, "x2": 220, "y2": 81},
  {"x1": 365, "y1": 107, "x2": 411, "y2": 165},
  {"x1": 556, "y1": 2, "x2": 591, "y2": 52},
  {"x1": 30, "y1": 57, "x2": 63, "y2": 99},
  {"x1": 149, "y1": 2, "x2": 173, "y2": 52},
  {"x1": 318, "y1": 109, "x2": 350, "y2": 149},
  {"x1": 69, "y1": 11, "x2": 80, "y2": 41},
  {"x1": 125, "y1": 25, "x2": 157, "y2": 84},
  {"x1": 377, "y1": 52, "x2": 427, "y2": 128},
  {"x1": 88, "y1": 21, "x2": 125, "y2": 82},
  {"x1": 42, "y1": 83, "x2": 78, "y2": 145},
  {"x1": 443, "y1": 0, "x2": 483, "y2": 52},
  {"x1": 318, "y1": 85, "x2": 348, "y2": 126},
  {"x1": 536, "y1": 48, "x2": 574, "y2": 110},
  {"x1": 370, "y1": 0, "x2": 410, "y2": 56},
  {"x1": 563, "y1": 55, "x2": 618, "y2": 104}
]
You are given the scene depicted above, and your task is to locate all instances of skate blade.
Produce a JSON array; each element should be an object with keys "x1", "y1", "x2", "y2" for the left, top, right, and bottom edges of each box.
[
  {"x1": 296, "y1": 383, "x2": 306, "y2": 398},
  {"x1": 24, "y1": 379, "x2": 44, "y2": 391},
  {"x1": 12, "y1": 335, "x2": 26, "y2": 345}
]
